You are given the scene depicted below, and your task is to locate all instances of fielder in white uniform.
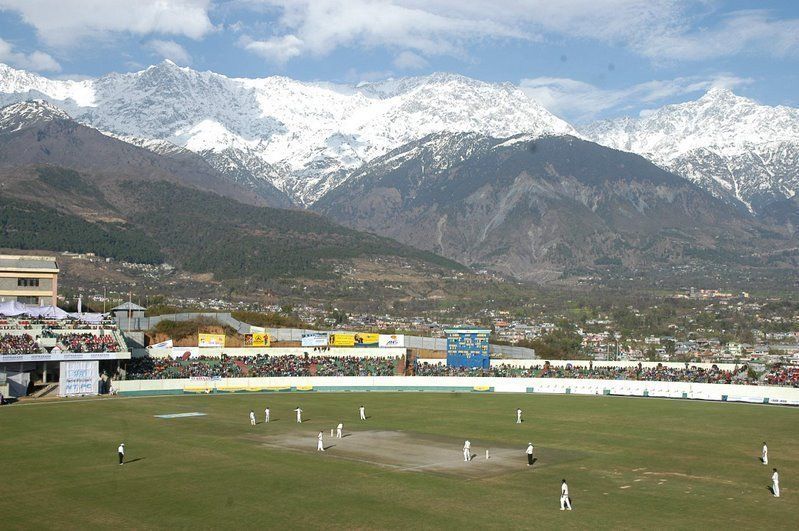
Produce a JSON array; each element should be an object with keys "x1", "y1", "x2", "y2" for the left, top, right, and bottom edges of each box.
[
  {"x1": 249, "y1": 410, "x2": 256, "y2": 426},
  {"x1": 772, "y1": 468, "x2": 780, "y2": 497},
  {"x1": 317, "y1": 431, "x2": 325, "y2": 452},
  {"x1": 264, "y1": 407, "x2": 270, "y2": 423},
  {"x1": 336, "y1": 422, "x2": 343, "y2": 438},
  {"x1": 295, "y1": 407, "x2": 303, "y2": 423},
  {"x1": 762, "y1": 442, "x2": 768, "y2": 465},
  {"x1": 359, "y1": 405, "x2": 366, "y2": 421},
  {"x1": 516, "y1": 408, "x2": 523, "y2": 424},
  {"x1": 560, "y1": 479, "x2": 572, "y2": 510},
  {"x1": 463, "y1": 440, "x2": 471, "y2": 462}
]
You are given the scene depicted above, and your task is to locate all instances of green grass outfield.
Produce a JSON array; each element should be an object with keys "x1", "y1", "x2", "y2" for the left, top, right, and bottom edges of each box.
[{"x1": 1, "y1": 393, "x2": 796, "y2": 530}]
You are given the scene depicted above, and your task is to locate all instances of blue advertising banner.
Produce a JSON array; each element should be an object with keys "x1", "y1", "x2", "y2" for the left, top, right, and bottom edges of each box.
[{"x1": 445, "y1": 328, "x2": 490, "y2": 368}]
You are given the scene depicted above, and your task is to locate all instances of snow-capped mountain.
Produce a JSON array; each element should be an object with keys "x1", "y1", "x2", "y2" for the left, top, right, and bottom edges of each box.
[
  {"x1": 0, "y1": 61, "x2": 575, "y2": 205},
  {"x1": 583, "y1": 88, "x2": 799, "y2": 212},
  {"x1": 0, "y1": 99, "x2": 70, "y2": 132}
]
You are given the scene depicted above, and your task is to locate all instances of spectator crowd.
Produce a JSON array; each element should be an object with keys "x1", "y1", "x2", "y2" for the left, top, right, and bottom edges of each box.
[
  {"x1": 0, "y1": 333, "x2": 42, "y2": 355},
  {"x1": 125, "y1": 354, "x2": 398, "y2": 379},
  {"x1": 415, "y1": 361, "x2": 763, "y2": 385},
  {"x1": 57, "y1": 333, "x2": 120, "y2": 353}
]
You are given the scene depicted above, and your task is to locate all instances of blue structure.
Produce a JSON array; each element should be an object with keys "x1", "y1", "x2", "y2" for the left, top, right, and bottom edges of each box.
[{"x1": 445, "y1": 328, "x2": 490, "y2": 369}]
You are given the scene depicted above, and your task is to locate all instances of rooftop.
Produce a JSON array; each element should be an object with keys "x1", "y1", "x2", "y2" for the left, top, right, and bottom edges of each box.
[{"x1": 0, "y1": 254, "x2": 59, "y2": 272}]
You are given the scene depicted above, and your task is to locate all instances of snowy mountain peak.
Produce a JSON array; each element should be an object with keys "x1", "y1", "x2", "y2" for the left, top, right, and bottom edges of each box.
[
  {"x1": 584, "y1": 90, "x2": 799, "y2": 212},
  {"x1": 0, "y1": 62, "x2": 574, "y2": 205},
  {"x1": 0, "y1": 99, "x2": 71, "y2": 132}
]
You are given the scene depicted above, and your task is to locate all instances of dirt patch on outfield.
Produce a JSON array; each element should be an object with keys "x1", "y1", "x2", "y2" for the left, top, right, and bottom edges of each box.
[{"x1": 252, "y1": 430, "x2": 574, "y2": 479}]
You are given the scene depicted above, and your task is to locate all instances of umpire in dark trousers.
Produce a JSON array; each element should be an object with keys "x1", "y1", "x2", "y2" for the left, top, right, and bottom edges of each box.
[{"x1": 118, "y1": 443, "x2": 125, "y2": 465}]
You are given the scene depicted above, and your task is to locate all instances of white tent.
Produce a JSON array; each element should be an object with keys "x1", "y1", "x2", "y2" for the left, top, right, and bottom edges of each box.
[{"x1": 0, "y1": 300, "x2": 29, "y2": 316}]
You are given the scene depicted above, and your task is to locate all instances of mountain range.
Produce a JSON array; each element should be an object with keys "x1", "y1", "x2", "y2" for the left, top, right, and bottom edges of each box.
[
  {"x1": 0, "y1": 62, "x2": 796, "y2": 283},
  {"x1": 0, "y1": 100, "x2": 461, "y2": 281}
]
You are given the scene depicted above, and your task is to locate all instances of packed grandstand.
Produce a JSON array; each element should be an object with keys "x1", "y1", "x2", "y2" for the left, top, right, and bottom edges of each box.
[{"x1": 1, "y1": 307, "x2": 798, "y2": 402}]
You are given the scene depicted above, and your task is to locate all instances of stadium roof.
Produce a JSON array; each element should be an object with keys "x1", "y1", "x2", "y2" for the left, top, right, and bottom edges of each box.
[
  {"x1": 111, "y1": 302, "x2": 146, "y2": 311},
  {"x1": 0, "y1": 254, "x2": 59, "y2": 273}
]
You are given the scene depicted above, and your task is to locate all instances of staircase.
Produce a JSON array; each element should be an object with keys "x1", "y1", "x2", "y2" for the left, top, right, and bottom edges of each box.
[{"x1": 31, "y1": 383, "x2": 59, "y2": 398}]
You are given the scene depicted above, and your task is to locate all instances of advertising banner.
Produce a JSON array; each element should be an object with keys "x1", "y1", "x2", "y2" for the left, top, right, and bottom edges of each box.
[
  {"x1": 149, "y1": 339, "x2": 173, "y2": 349},
  {"x1": 328, "y1": 333, "x2": 356, "y2": 347},
  {"x1": 301, "y1": 332, "x2": 329, "y2": 347},
  {"x1": 59, "y1": 360, "x2": 98, "y2": 397},
  {"x1": 198, "y1": 333, "x2": 225, "y2": 348},
  {"x1": 354, "y1": 333, "x2": 379, "y2": 347},
  {"x1": 378, "y1": 334, "x2": 405, "y2": 348},
  {"x1": 245, "y1": 333, "x2": 270, "y2": 347}
]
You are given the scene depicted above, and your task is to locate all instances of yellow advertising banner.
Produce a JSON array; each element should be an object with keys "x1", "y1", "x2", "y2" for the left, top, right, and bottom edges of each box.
[
  {"x1": 354, "y1": 333, "x2": 379, "y2": 347},
  {"x1": 328, "y1": 333, "x2": 355, "y2": 347},
  {"x1": 252, "y1": 332, "x2": 270, "y2": 347},
  {"x1": 198, "y1": 333, "x2": 225, "y2": 347}
]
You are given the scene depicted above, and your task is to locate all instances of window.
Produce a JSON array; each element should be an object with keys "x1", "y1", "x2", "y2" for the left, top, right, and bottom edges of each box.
[
  {"x1": 17, "y1": 296, "x2": 39, "y2": 304},
  {"x1": 17, "y1": 278, "x2": 40, "y2": 287}
]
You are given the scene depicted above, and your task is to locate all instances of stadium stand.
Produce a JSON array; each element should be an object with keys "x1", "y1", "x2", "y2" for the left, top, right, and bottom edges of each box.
[
  {"x1": 0, "y1": 333, "x2": 43, "y2": 355},
  {"x1": 125, "y1": 354, "x2": 399, "y2": 379},
  {"x1": 414, "y1": 361, "x2": 767, "y2": 385}
]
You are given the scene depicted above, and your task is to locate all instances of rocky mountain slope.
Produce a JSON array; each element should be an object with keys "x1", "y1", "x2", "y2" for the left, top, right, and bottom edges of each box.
[
  {"x1": 316, "y1": 133, "x2": 790, "y2": 280},
  {"x1": 584, "y1": 88, "x2": 799, "y2": 212}
]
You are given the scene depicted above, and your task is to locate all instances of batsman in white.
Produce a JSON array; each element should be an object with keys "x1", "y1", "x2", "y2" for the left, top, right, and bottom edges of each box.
[
  {"x1": 249, "y1": 410, "x2": 256, "y2": 426},
  {"x1": 264, "y1": 407, "x2": 270, "y2": 424},
  {"x1": 463, "y1": 440, "x2": 471, "y2": 462},
  {"x1": 317, "y1": 431, "x2": 325, "y2": 452},
  {"x1": 560, "y1": 479, "x2": 572, "y2": 510},
  {"x1": 772, "y1": 468, "x2": 780, "y2": 498},
  {"x1": 359, "y1": 405, "x2": 366, "y2": 421},
  {"x1": 336, "y1": 422, "x2": 343, "y2": 439},
  {"x1": 516, "y1": 408, "x2": 523, "y2": 424},
  {"x1": 295, "y1": 406, "x2": 303, "y2": 423},
  {"x1": 762, "y1": 442, "x2": 768, "y2": 465}
]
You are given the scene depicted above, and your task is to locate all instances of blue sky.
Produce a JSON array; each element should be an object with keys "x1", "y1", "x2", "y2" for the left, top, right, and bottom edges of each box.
[{"x1": 0, "y1": 1, "x2": 797, "y2": 122}]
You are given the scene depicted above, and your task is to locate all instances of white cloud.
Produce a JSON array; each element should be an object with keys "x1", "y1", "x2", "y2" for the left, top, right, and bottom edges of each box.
[
  {"x1": 635, "y1": 9, "x2": 799, "y2": 61},
  {"x1": 240, "y1": 34, "x2": 304, "y2": 64},
  {"x1": 0, "y1": 0, "x2": 214, "y2": 46},
  {"x1": 0, "y1": 38, "x2": 60, "y2": 71},
  {"x1": 393, "y1": 51, "x2": 429, "y2": 70},
  {"x1": 520, "y1": 75, "x2": 753, "y2": 122},
  {"x1": 145, "y1": 39, "x2": 192, "y2": 65},
  {"x1": 240, "y1": 0, "x2": 529, "y2": 63},
  {"x1": 238, "y1": 1, "x2": 799, "y2": 65}
]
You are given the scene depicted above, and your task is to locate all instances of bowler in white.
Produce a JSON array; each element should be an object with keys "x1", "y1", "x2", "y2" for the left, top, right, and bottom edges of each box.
[
  {"x1": 295, "y1": 407, "x2": 303, "y2": 423},
  {"x1": 317, "y1": 431, "x2": 325, "y2": 452},
  {"x1": 463, "y1": 440, "x2": 471, "y2": 462}
]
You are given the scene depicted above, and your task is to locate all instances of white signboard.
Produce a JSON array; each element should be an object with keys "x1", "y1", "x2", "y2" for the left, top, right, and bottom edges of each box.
[
  {"x1": 379, "y1": 334, "x2": 405, "y2": 348},
  {"x1": 301, "y1": 333, "x2": 329, "y2": 347},
  {"x1": 149, "y1": 339, "x2": 173, "y2": 349},
  {"x1": 59, "y1": 360, "x2": 98, "y2": 397},
  {"x1": 171, "y1": 347, "x2": 201, "y2": 359},
  {"x1": 0, "y1": 352, "x2": 129, "y2": 363}
]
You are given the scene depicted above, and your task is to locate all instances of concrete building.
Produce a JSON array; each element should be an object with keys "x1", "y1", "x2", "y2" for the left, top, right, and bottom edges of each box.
[{"x1": 0, "y1": 254, "x2": 59, "y2": 306}]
